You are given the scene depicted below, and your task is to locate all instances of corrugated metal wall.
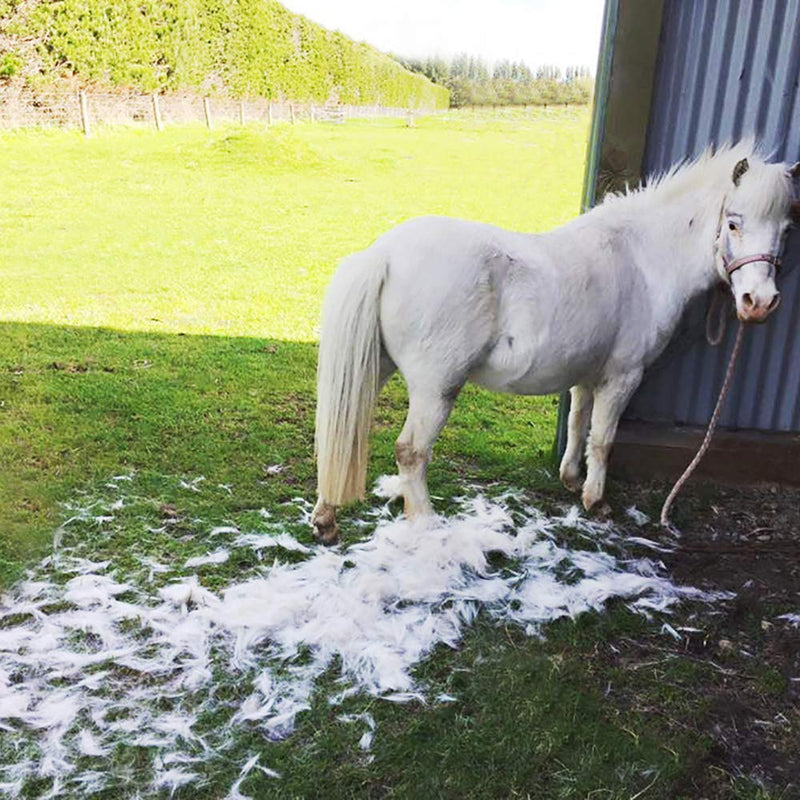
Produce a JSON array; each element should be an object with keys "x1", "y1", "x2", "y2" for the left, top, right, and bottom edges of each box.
[{"x1": 623, "y1": 0, "x2": 800, "y2": 431}]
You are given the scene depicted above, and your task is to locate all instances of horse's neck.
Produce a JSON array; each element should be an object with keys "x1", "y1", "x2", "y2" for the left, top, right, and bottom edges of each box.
[{"x1": 628, "y1": 190, "x2": 721, "y2": 313}]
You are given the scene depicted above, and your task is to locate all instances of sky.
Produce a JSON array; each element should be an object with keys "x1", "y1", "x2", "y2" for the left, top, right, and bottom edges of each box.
[{"x1": 280, "y1": 0, "x2": 606, "y2": 73}]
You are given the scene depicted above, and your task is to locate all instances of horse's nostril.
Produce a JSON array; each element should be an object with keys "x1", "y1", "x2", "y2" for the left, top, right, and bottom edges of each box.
[
  {"x1": 768, "y1": 293, "x2": 781, "y2": 312},
  {"x1": 742, "y1": 292, "x2": 754, "y2": 309}
]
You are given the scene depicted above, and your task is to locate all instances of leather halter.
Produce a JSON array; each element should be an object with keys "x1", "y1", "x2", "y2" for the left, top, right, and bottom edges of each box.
[
  {"x1": 714, "y1": 202, "x2": 782, "y2": 282},
  {"x1": 724, "y1": 252, "x2": 781, "y2": 278}
]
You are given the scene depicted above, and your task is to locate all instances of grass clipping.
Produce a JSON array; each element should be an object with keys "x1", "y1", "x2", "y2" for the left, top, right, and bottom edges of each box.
[{"x1": 0, "y1": 475, "x2": 726, "y2": 798}]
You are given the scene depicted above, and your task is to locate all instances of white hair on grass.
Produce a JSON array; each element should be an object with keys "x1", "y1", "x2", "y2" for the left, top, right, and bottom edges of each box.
[
  {"x1": 184, "y1": 548, "x2": 230, "y2": 568},
  {"x1": 0, "y1": 474, "x2": 731, "y2": 798},
  {"x1": 225, "y1": 754, "x2": 281, "y2": 800}
]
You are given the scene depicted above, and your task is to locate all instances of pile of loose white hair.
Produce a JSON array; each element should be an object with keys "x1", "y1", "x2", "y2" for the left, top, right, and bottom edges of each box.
[{"x1": 0, "y1": 475, "x2": 727, "y2": 798}]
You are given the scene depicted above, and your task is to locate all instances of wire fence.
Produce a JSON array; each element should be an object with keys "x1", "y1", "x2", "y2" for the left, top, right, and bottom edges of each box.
[{"x1": 0, "y1": 88, "x2": 428, "y2": 132}]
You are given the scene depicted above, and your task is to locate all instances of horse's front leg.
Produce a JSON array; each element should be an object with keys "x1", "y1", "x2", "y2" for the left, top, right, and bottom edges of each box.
[
  {"x1": 582, "y1": 372, "x2": 642, "y2": 512},
  {"x1": 559, "y1": 384, "x2": 593, "y2": 492}
]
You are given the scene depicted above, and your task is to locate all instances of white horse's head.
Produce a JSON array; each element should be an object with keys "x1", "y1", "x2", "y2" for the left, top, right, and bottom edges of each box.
[{"x1": 715, "y1": 156, "x2": 799, "y2": 323}]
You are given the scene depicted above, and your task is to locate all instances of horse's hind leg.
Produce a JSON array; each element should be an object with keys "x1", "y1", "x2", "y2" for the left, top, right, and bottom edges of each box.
[
  {"x1": 559, "y1": 384, "x2": 593, "y2": 492},
  {"x1": 395, "y1": 387, "x2": 457, "y2": 518},
  {"x1": 311, "y1": 498, "x2": 339, "y2": 544}
]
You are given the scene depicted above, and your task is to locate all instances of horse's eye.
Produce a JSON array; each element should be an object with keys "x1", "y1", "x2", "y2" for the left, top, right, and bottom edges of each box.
[{"x1": 728, "y1": 221, "x2": 738, "y2": 232}]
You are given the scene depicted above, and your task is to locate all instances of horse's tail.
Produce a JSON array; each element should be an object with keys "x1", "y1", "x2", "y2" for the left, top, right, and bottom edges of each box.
[{"x1": 315, "y1": 249, "x2": 387, "y2": 507}]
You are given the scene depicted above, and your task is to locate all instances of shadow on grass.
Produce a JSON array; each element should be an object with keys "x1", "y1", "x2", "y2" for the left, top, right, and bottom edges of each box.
[
  {"x1": 2, "y1": 323, "x2": 783, "y2": 799},
  {"x1": 0, "y1": 321, "x2": 561, "y2": 586},
  {"x1": 0, "y1": 322, "x2": 311, "y2": 583}
]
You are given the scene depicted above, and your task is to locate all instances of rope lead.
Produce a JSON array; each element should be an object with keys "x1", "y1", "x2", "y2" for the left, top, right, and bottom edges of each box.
[{"x1": 659, "y1": 322, "x2": 746, "y2": 529}]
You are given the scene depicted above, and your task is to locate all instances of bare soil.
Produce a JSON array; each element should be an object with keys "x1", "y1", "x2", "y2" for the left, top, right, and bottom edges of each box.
[{"x1": 611, "y1": 480, "x2": 800, "y2": 798}]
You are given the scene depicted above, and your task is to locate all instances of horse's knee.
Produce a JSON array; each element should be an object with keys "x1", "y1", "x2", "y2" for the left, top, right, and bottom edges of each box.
[{"x1": 311, "y1": 498, "x2": 339, "y2": 545}]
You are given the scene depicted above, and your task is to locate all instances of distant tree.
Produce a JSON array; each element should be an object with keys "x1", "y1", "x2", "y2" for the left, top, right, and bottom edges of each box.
[
  {"x1": 492, "y1": 59, "x2": 509, "y2": 80},
  {"x1": 426, "y1": 56, "x2": 450, "y2": 84},
  {"x1": 397, "y1": 52, "x2": 593, "y2": 108}
]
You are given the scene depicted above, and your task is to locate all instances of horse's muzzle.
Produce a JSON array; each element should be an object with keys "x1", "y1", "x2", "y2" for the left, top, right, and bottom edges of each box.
[{"x1": 737, "y1": 291, "x2": 781, "y2": 323}]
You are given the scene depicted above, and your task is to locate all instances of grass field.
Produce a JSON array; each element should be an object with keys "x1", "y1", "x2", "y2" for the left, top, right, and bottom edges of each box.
[
  {"x1": 0, "y1": 108, "x2": 585, "y2": 582},
  {"x1": 0, "y1": 109, "x2": 787, "y2": 799}
]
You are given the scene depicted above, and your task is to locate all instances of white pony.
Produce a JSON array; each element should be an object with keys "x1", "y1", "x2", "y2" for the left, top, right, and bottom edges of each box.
[{"x1": 312, "y1": 145, "x2": 798, "y2": 542}]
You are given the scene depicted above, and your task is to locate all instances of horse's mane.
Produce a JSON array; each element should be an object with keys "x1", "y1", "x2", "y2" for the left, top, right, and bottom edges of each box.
[{"x1": 598, "y1": 141, "x2": 793, "y2": 222}]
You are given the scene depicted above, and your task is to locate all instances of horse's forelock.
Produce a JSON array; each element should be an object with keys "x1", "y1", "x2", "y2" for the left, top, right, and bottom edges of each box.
[{"x1": 734, "y1": 158, "x2": 794, "y2": 218}]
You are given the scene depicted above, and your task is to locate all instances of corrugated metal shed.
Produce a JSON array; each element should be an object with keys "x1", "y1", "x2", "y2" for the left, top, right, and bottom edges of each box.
[{"x1": 624, "y1": 0, "x2": 800, "y2": 431}]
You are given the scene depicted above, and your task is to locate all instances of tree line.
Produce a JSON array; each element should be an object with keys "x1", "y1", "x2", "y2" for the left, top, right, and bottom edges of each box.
[{"x1": 394, "y1": 53, "x2": 593, "y2": 107}]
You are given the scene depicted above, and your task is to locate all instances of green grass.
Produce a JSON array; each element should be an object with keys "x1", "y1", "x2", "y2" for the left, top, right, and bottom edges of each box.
[
  {"x1": 0, "y1": 109, "x2": 784, "y2": 799},
  {"x1": 0, "y1": 108, "x2": 584, "y2": 581},
  {"x1": 1, "y1": 110, "x2": 584, "y2": 339}
]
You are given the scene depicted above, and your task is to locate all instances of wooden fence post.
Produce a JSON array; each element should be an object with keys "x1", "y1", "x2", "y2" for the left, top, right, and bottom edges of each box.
[
  {"x1": 290, "y1": 103, "x2": 296, "y2": 124},
  {"x1": 267, "y1": 102, "x2": 273, "y2": 125},
  {"x1": 203, "y1": 97, "x2": 212, "y2": 129},
  {"x1": 239, "y1": 101, "x2": 245, "y2": 125},
  {"x1": 152, "y1": 94, "x2": 163, "y2": 131},
  {"x1": 78, "y1": 90, "x2": 90, "y2": 136},
  {"x1": 310, "y1": 105, "x2": 315, "y2": 123}
]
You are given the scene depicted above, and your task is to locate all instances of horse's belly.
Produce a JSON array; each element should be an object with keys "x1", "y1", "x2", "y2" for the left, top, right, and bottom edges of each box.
[
  {"x1": 507, "y1": 359, "x2": 596, "y2": 394},
  {"x1": 469, "y1": 367, "x2": 561, "y2": 395},
  {"x1": 470, "y1": 338, "x2": 608, "y2": 395}
]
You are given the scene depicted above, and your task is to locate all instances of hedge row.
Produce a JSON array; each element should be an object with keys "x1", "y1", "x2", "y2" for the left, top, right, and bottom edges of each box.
[{"x1": 1, "y1": 0, "x2": 449, "y2": 108}]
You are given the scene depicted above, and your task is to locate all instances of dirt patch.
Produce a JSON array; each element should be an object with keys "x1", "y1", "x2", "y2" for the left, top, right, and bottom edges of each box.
[{"x1": 609, "y1": 479, "x2": 800, "y2": 797}]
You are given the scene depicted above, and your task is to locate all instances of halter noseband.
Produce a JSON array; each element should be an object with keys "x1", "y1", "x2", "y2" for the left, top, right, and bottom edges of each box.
[{"x1": 724, "y1": 252, "x2": 781, "y2": 279}]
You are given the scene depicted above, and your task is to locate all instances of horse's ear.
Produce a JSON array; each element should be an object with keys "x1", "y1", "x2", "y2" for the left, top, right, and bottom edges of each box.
[
  {"x1": 789, "y1": 161, "x2": 800, "y2": 178},
  {"x1": 732, "y1": 158, "x2": 749, "y2": 186}
]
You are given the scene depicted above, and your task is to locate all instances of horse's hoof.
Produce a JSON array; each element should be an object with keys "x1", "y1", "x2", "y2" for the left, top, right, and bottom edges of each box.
[
  {"x1": 311, "y1": 502, "x2": 340, "y2": 545},
  {"x1": 584, "y1": 498, "x2": 612, "y2": 519},
  {"x1": 560, "y1": 471, "x2": 582, "y2": 493},
  {"x1": 312, "y1": 520, "x2": 340, "y2": 545}
]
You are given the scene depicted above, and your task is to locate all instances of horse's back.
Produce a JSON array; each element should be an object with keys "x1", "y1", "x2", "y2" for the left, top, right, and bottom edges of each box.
[{"x1": 371, "y1": 215, "x2": 637, "y2": 396}]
